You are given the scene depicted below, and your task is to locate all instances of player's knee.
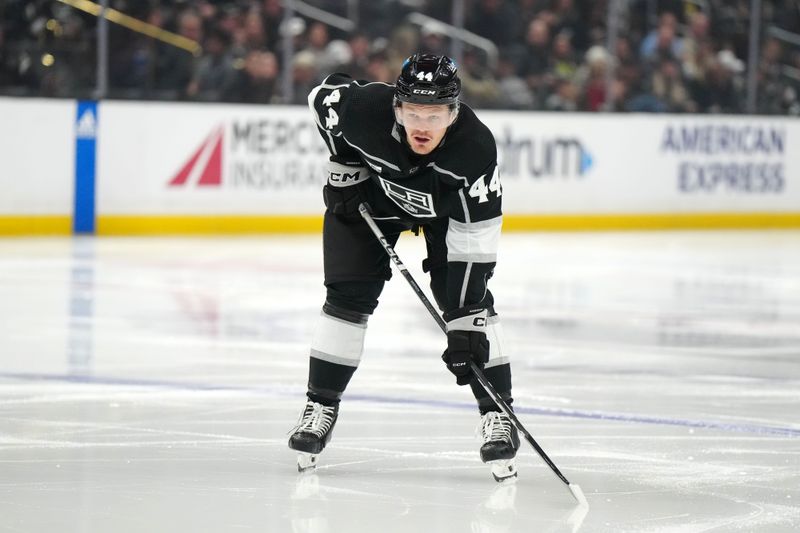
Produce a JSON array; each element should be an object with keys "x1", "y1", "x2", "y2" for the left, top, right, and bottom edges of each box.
[
  {"x1": 325, "y1": 280, "x2": 385, "y2": 316},
  {"x1": 427, "y1": 266, "x2": 448, "y2": 312}
]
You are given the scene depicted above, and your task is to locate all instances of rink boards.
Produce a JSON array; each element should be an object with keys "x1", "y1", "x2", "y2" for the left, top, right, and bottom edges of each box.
[{"x1": 1, "y1": 97, "x2": 798, "y2": 234}]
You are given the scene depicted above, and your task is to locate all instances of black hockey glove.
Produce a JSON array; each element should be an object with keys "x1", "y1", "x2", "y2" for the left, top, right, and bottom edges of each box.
[
  {"x1": 323, "y1": 185, "x2": 362, "y2": 216},
  {"x1": 441, "y1": 306, "x2": 490, "y2": 386},
  {"x1": 322, "y1": 157, "x2": 370, "y2": 217}
]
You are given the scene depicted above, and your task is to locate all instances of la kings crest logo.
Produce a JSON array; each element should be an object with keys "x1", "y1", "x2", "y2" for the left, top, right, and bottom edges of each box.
[{"x1": 378, "y1": 177, "x2": 437, "y2": 217}]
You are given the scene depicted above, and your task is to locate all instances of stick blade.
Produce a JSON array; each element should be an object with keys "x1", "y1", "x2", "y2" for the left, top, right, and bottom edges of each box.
[{"x1": 569, "y1": 483, "x2": 588, "y2": 507}]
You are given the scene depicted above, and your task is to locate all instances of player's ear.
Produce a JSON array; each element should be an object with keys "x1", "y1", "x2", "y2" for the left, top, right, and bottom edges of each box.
[
  {"x1": 394, "y1": 104, "x2": 405, "y2": 126},
  {"x1": 447, "y1": 104, "x2": 459, "y2": 126}
]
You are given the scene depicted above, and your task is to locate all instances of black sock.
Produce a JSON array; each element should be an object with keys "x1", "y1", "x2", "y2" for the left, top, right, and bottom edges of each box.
[
  {"x1": 307, "y1": 356, "x2": 358, "y2": 406},
  {"x1": 471, "y1": 363, "x2": 513, "y2": 414}
]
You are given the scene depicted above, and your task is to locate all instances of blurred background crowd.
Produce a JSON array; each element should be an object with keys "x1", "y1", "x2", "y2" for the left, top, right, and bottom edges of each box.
[{"x1": 1, "y1": 0, "x2": 799, "y2": 114}]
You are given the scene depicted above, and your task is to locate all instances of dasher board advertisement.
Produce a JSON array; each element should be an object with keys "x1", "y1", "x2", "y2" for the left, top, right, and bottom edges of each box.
[{"x1": 97, "y1": 102, "x2": 798, "y2": 219}]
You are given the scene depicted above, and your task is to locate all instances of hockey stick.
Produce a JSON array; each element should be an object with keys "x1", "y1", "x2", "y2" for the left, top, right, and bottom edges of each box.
[{"x1": 358, "y1": 202, "x2": 587, "y2": 506}]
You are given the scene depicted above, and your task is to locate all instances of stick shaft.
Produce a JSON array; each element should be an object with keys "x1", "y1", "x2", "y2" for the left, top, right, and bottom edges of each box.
[
  {"x1": 358, "y1": 202, "x2": 575, "y2": 490},
  {"x1": 359, "y1": 204, "x2": 446, "y2": 332}
]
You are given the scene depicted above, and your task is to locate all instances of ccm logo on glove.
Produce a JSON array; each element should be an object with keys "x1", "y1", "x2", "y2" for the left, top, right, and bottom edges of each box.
[
  {"x1": 327, "y1": 160, "x2": 370, "y2": 187},
  {"x1": 441, "y1": 306, "x2": 490, "y2": 386},
  {"x1": 329, "y1": 170, "x2": 363, "y2": 184}
]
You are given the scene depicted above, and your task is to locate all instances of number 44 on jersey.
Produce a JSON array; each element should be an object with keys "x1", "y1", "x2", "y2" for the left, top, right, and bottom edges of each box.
[{"x1": 468, "y1": 169, "x2": 502, "y2": 203}]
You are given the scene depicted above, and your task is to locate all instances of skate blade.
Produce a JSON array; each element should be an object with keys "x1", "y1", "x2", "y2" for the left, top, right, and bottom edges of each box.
[
  {"x1": 297, "y1": 452, "x2": 319, "y2": 473},
  {"x1": 489, "y1": 459, "x2": 518, "y2": 483}
]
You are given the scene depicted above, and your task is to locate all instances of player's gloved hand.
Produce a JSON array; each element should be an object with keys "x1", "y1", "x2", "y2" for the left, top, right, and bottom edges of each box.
[
  {"x1": 322, "y1": 157, "x2": 370, "y2": 217},
  {"x1": 441, "y1": 305, "x2": 490, "y2": 386}
]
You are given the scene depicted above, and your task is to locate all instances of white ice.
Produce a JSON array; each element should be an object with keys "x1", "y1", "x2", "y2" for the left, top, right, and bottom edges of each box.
[{"x1": 0, "y1": 231, "x2": 799, "y2": 532}]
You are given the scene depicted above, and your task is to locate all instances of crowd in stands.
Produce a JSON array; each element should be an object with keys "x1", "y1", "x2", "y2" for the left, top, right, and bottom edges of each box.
[{"x1": 1, "y1": 0, "x2": 799, "y2": 114}]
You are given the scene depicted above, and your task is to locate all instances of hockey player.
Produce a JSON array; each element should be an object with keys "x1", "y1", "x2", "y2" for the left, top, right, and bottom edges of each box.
[{"x1": 288, "y1": 54, "x2": 519, "y2": 482}]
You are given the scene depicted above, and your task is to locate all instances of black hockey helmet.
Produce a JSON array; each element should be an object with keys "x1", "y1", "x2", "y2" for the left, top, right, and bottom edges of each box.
[{"x1": 394, "y1": 53, "x2": 461, "y2": 106}]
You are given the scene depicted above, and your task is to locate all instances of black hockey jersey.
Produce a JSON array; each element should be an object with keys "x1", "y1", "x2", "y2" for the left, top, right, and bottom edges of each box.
[{"x1": 308, "y1": 73, "x2": 503, "y2": 312}]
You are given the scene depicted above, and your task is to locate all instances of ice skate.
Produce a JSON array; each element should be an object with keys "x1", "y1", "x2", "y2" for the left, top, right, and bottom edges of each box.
[
  {"x1": 288, "y1": 400, "x2": 339, "y2": 472},
  {"x1": 478, "y1": 411, "x2": 520, "y2": 483}
]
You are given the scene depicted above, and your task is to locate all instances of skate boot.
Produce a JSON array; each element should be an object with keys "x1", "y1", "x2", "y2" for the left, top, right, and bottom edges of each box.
[
  {"x1": 478, "y1": 411, "x2": 520, "y2": 483},
  {"x1": 288, "y1": 400, "x2": 339, "y2": 472}
]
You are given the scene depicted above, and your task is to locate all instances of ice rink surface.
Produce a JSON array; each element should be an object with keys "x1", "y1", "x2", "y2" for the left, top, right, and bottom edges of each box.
[{"x1": 1, "y1": 231, "x2": 798, "y2": 533}]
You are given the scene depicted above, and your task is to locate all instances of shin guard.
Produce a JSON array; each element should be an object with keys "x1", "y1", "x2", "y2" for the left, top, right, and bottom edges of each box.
[{"x1": 306, "y1": 304, "x2": 368, "y2": 405}]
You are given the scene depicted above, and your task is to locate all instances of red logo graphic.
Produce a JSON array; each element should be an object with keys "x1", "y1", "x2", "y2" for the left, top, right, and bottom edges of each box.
[{"x1": 169, "y1": 126, "x2": 224, "y2": 187}]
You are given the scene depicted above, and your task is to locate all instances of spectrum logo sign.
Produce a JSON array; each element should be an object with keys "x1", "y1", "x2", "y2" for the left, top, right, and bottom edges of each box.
[
  {"x1": 167, "y1": 120, "x2": 328, "y2": 190},
  {"x1": 494, "y1": 126, "x2": 594, "y2": 180}
]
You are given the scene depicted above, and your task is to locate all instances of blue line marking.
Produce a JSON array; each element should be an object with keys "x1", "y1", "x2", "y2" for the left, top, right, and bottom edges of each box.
[
  {"x1": 1, "y1": 371, "x2": 798, "y2": 438},
  {"x1": 73, "y1": 101, "x2": 97, "y2": 234}
]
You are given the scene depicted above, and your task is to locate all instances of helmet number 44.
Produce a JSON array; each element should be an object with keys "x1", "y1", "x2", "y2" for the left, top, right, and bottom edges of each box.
[
  {"x1": 416, "y1": 71, "x2": 434, "y2": 81},
  {"x1": 468, "y1": 170, "x2": 502, "y2": 203}
]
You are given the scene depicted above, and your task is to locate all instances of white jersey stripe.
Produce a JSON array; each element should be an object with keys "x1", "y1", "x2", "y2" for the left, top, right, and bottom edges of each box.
[
  {"x1": 458, "y1": 261, "x2": 472, "y2": 308},
  {"x1": 343, "y1": 136, "x2": 401, "y2": 171},
  {"x1": 431, "y1": 163, "x2": 470, "y2": 185},
  {"x1": 446, "y1": 215, "x2": 502, "y2": 263}
]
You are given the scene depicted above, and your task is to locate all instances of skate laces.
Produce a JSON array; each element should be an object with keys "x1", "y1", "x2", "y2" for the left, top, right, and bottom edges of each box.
[
  {"x1": 478, "y1": 411, "x2": 513, "y2": 444},
  {"x1": 291, "y1": 401, "x2": 336, "y2": 438}
]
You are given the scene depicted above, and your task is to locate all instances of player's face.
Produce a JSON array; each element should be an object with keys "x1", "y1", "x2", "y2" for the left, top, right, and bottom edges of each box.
[{"x1": 396, "y1": 103, "x2": 455, "y2": 155}]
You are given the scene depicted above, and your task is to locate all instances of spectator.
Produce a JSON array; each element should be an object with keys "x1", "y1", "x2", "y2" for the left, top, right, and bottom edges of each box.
[
  {"x1": 518, "y1": 0, "x2": 550, "y2": 23},
  {"x1": 466, "y1": 0, "x2": 520, "y2": 50},
  {"x1": 302, "y1": 22, "x2": 331, "y2": 67},
  {"x1": 318, "y1": 40, "x2": 352, "y2": 75},
  {"x1": 495, "y1": 56, "x2": 535, "y2": 109},
  {"x1": 154, "y1": 9, "x2": 202, "y2": 99},
  {"x1": 188, "y1": 27, "x2": 235, "y2": 102},
  {"x1": 614, "y1": 36, "x2": 642, "y2": 92},
  {"x1": 364, "y1": 52, "x2": 394, "y2": 84},
  {"x1": 544, "y1": 76, "x2": 579, "y2": 111},
  {"x1": 549, "y1": 0, "x2": 588, "y2": 52},
  {"x1": 218, "y1": 6, "x2": 244, "y2": 45},
  {"x1": 261, "y1": 0, "x2": 284, "y2": 50},
  {"x1": 691, "y1": 53, "x2": 741, "y2": 114},
  {"x1": 757, "y1": 37, "x2": 786, "y2": 114},
  {"x1": 342, "y1": 32, "x2": 371, "y2": 80},
  {"x1": 419, "y1": 22, "x2": 449, "y2": 57},
  {"x1": 241, "y1": 8, "x2": 268, "y2": 53},
  {"x1": 580, "y1": 46, "x2": 612, "y2": 111},
  {"x1": 290, "y1": 50, "x2": 319, "y2": 105},
  {"x1": 520, "y1": 17, "x2": 552, "y2": 106},
  {"x1": 222, "y1": 49, "x2": 279, "y2": 104},
  {"x1": 681, "y1": 11, "x2": 712, "y2": 82},
  {"x1": 0, "y1": 0, "x2": 796, "y2": 116},
  {"x1": 385, "y1": 25, "x2": 419, "y2": 74},
  {"x1": 650, "y1": 57, "x2": 694, "y2": 112},
  {"x1": 640, "y1": 12, "x2": 683, "y2": 64},
  {"x1": 458, "y1": 49, "x2": 501, "y2": 109},
  {"x1": 550, "y1": 30, "x2": 579, "y2": 83}
]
